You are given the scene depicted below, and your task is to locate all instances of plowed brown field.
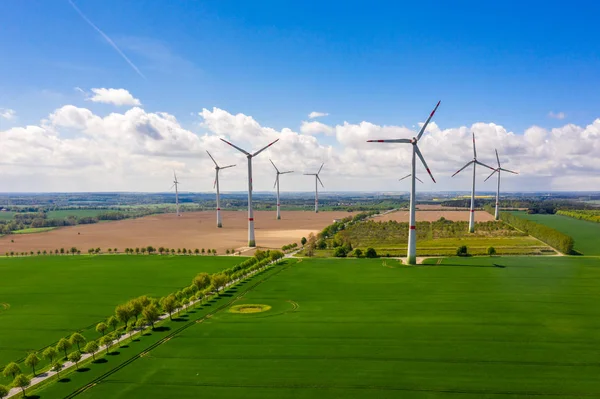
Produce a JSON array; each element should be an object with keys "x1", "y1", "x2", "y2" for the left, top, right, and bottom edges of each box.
[{"x1": 0, "y1": 211, "x2": 355, "y2": 254}]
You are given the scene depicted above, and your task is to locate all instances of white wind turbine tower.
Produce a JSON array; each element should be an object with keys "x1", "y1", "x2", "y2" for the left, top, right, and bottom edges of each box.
[
  {"x1": 451, "y1": 133, "x2": 495, "y2": 233},
  {"x1": 484, "y1": 149, "x2": 518, "y2": 220},
  {"x1": 270, "y1": 159, "x2": 293, "y2": 220},
  {"x1": 304, "y1": 164, "x2": 324, "y2": 213},
  {"x1": 171, "y1": 171, "x2": 180, "y2": 217},
  {"x1": 220, "y1": 138, "x2": 279, "y2": 247},
  {"x1": 367, "y1": 101, "x2": 440, "y2": 265},
  {"x1": 206, "y1": 151, "x2": 236, "y2": 228}
]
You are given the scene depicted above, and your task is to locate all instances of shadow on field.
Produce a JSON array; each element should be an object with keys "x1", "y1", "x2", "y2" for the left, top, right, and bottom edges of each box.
[
  {"x1": 432, "y1": 263, "x2": 506, "y2": 269},
  {"x1": 119, "y1": 344, "x2": 129, "y2": 348},
  {"x1": 58, "y1": 378, "x2": 71, "y2": 383},
  {"x1": 153, "y1": 326, "x2": 171, "y2": 332},
  {"x1": 28, "y1": 395, "x2": 41, "y2": 399},
  {"x1": 92, "y1": 358, "x2": 107, "y2": 364},
  {"x1": 132, "y1": 338, "x2": 141, "y2": 342},
  {"x1": 107, "y1": 351, "x2": 120, "y2": 356},
  {"x1": 76, "y1": 367, "x2": 90, "y2": 373},
  {"x1": 142, "y1": 332, "x2": 152, "y2": 336},
  {"x1": 220, "y1": 293, "x2": 234, "y2": 297}
]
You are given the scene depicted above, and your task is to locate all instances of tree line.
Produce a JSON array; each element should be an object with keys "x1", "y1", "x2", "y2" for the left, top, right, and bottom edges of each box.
[
  {"x1": 0, "y1": 250, "x2": 284, "y2": 397},
  {"x1": 556, "y1": 210, "x2": 600, "y2": 223},
  {"x1": 3, "y1": 247, "x2": 240, "y2": 257},
  {"x1": 499, "y1": 211, "x2": 574, "y2": 254}
]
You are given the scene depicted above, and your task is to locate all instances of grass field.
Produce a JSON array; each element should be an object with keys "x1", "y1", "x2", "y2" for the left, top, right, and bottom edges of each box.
[
  {"x1": 11, "y1": 227, "x2": 57, "y2": 234},
  {"x1": 0, "y1": 255, "x2": 243, "y2": 377},
  {"x1": 34, "y1": 256, "x2": 600, "y2": 398},
  {"x1": 0, "y1": 211, "x2": 15, "y2": 220},
  {"x1": 509, "y1": 211, "x2": 600, "y2": 255},
  {"x1": 46, "y1": 209, "x2": 116, "y2": 219}
]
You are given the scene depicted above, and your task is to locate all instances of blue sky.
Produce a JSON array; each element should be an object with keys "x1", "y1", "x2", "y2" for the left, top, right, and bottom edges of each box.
[{"x1": 0, "y1": 1, "x2": 599, "y2": 192}]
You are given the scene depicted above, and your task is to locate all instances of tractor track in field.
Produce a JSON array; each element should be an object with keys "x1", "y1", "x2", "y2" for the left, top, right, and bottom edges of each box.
[{"x1": 61, "y1": 261, "x2": 294, "y2": 399}]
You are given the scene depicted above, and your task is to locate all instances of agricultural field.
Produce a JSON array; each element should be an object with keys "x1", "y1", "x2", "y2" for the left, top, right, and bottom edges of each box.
[
  {"x1": 510, "y1": 211, "x2": 600, "y2": 255},
  {"x1": 32, "y1": 256, "x2": 600, "y2": 398},
  {"x1": 11, "y1": 227, "x2": 56, "y2": 234},
  {"x1": 373, "y1": 208, "x2": 495, "y2": 222},
  {"x1": 0, "y1": 211, "x2": 15, "y2": 221},
  {"x1": 0, "y1": 211, "x2": 353, "y2": 255},
  {"x1": 45, "y1": 209, "x2": 114, "y2": 219},
  {"x1": 0, "y1": 255, "x2": 243, "y2": 374}
]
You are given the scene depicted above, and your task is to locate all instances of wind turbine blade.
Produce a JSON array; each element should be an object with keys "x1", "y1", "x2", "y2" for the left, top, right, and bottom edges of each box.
[
  {"x1": 452, "y1": 161, "x2": 474, "y2": 177},
  {"x1": 416, "y1": 100, "x2": 441, "y2": 141},
  {"x1": 221, "y1": 164, "x2": 236, "y2": 170},
  {"x1": 214, "y1": 170, "x2": 218, "y2": 188},
  {"x1": 206, "y1": 150, "x2": 219, "y2": 167},
  {"x1": 269, "y1": 158, "x2": 280, "y2": 173},
  {"x1": 173, "y1": 170, "x2": 177, "y2": 182},
  {"x1": 220, "y1": 138, "x2": 249, "y2": 155},
  {"x1": 472, "y1": 132, "x2": 477, "y2": 159},
  {"x1": 281, "y1": 171, "x2": 294, "y2": 174},
  {"x1": 317, "y1": 163, "x2": 324, "y2": 174},
  {"x1": 273, "y1": 175, "x2": 278, "y2": 189},
  {"x1": 304, "y1": 173, "x2": 316, "y2": 176},
  {"x1": 252, "y1": 139, "x2": 280, "y2": 157},
  {"x1": 317, "y1": 175, "x2": 324, "y2": 187},
  {"x1": 475, "y1": 160, "x2": 495, "y2": 170},
  {"x1": 367, "y1": 139, "x2": 412, "y2": 143},
  {"x1": 484, "y1": 169, "x2": 498, "y2": 182},
  {"x1": 495, "y1": 149, "x2": 500, "y2": 168},
  {"x1": 414, "y1": 146, "x2": 436, "y2": 183},
  {"x1": 170, "y1": 184, "x2": 175, "y2": 190},
  {"x1": 500, "y1": 168, "x2": 518, "y2": 174},
  {"x1": 399, "y1": 174, "x2": 411, "y2": 181},
  {"x1": 415, "y1": 176, "x2": 424, "y2": 184}
]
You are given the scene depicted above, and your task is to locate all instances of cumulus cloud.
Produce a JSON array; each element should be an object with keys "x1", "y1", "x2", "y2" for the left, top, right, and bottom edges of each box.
[
  {"x1": 1, "y1": 101, "x2": 599, "y2": 192},
  {"x1": 548, "y1": 111, "x2": 566, "y2": 120},
  {"x1": 308, "y1": 111, "x2": 329, "y2": 119},
  {"x1": 87, "y1": 88, "x2": 141, "y2": 106},
  {"x1": 300, "y1": 121, "x2": 334, "y2": 136},
  {"x1": 0, "y1": 108, "x2": 16, "y2": 120}
]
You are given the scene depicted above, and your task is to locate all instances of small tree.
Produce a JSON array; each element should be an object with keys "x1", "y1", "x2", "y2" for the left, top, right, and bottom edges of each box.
[
  {"x1": 2, "y1": 362, "x2": 20, "y2": 379},
  {"x1": 142, "y1": 304, "x2": 160, "y2": 329},
  {"x1": 60, "y1": 247, "x2": 65, "y2": 255},
  {"x1": 141, "y1": 247, "x2": 147, "y2": 255},
  {"x1": 456, "y1": 245, "x2": 468, "y2": 257},
  {"x1": 115, "y1": 303, "x2": 133, "y2": 329},
  {"x1": 100, "y1": 335, "x2": 113, "y2": 354},
  {"x1": 43, "y1": 346, "x2": 58, "y2": 365},
  {"x1": 13, "y1": 374, "x2": 30, "y2": 397},
  {"x1": 126, "y1": 324, "x2": 135, "y2": 342},
  {"x1": 170, "y1": 248, "x2": 175, "y2": 255},
  {"x1": 107, "y1": 316, "x2": 118, "y2": 332},
  {"x1": 301, "y1": 237, "x2": 307, "y2": 246},
  {"x1": 201, "y1": 248, "x2": 205, "y2": 255},
  {"x1": 84, "y1": 341, "x2": 99, "y2": 361},
  {"x1": 68, "y1": 351, "x2": 82, "y2": 370},
  {"x1": 52, "y1": 362, "x2": 63, "y2": 379},
  {"x1": 96, "y1": 322, "x2": 107, "y2": 336},
  {"x1": 95, "y1": 247, "x2": 101, "y2": 254},
  {"x1": 333, "y1": 247, "x2": 347, "y2": 257},
  {"x1": 487, "y1": 246, "x2": 497, "y2": 256},
  {"x1": 354, "y1": 248, "x2": 363, "y2": 258},
  {"x1": 25, "y1": 352, "x2": 40, "y2": 376},
  {"x1": 365, "y1": 247, "x2": 377, "y2": 258},
  {"x1": 194, "y1": 248, "x2": 200, "y2": 255},
  {"x1": 193, "y1": 272, "x2": 210, "y2": 291},
  {"x1": 70, "y1": 247, "x2": 78, "y2": 255},
  {"x1": 210, "y1": 273, "x2": 229, "y2": 295},
  {"x1": 226, "y1": 249, "x2": 230, "y2": 254},
  {"x1": 70, "y1": 332, "x2": 86, "y2": 352},
  {"x1": 130, "y1": 298, "x2": 144, "y2": 323},
  {"x1": 108, "y1": 248, "x2": 112, "y2": 254},
  {"x1": 0, "y1": 384, "x2": 8, "y2": 399},
  {"x1": 135, "y1": 247, "x2": 140, "y2": 255},
  {"x1": 160, "y1": 295, "x2": 177, "y2": 320},
  {"x1": 56, "y1": 337, "x2": 71, "y2": 359}
]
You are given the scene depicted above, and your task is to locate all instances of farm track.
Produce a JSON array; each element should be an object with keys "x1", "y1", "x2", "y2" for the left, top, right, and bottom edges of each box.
[{"x1": 60, "y1": 262, "x2": 293, "y2": 399}]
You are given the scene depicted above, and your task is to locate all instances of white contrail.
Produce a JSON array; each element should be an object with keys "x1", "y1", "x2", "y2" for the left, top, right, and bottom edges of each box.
[{"x1": 67, "y1": 0, "x2": 146, "y2": 79}]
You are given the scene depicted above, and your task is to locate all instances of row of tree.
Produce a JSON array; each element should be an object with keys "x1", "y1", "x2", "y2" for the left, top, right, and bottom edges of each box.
[
  {"x1": 1, "y1": 250, "x2": 285, "y2": 396},
  {"x1": 499, "y1": 211, "x2": 575, "y2": 254},
  {"x1": 4, "y1": 247, "x2": 81, "y2": 257},
  {"x1": 281, "y1": 242, "x2": 299, "y2": 252},
  {"x1": 556, "y1": 210, "x2": 600, "y2": 223}
]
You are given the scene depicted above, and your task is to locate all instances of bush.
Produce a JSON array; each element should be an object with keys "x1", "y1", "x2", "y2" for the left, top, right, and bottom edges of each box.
[
  {"x1": 365, "y1": 248, "x2": 377, "y2": 258},
  {"x1": 333, "y1": 247, "x2": 347, "y2": 257},
  {"x1": 301, "y1": 237, "x2": 307, "y2": 246},
  {"x1": 456, "y1": 245, "x2": 468, "y2": 256},
  {"x1": 354, "y1": 248, "x2": 363, "y2": 258},
  {"x1": 487, "y1": 246, "x2": 496, "y2": 256}
]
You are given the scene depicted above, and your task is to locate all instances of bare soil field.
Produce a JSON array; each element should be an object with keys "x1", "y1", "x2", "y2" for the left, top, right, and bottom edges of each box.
[
  {"x1": 373, "y1": 209, "x2": 496, "y2": 222},
  {"x1": 0, "y1": 211, "x2": 354, "y2": 254}
]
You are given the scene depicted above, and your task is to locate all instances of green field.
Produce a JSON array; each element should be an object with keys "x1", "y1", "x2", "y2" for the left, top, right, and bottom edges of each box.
[
  {"x1": 0, "y1": 255, "x2": 243, "y2": 376},
  {"x1": 510, "y1": 211, "x2": 600, "y2": 255},
  {"x1": 11, "y1": 227, "x2": 57, "y2": 234},
  {"x1": 46, "y1": 209, "x2": 115, "y2": 219},
  {"x1": 33, "y1": 256, "x2": 600, "y2": 398},
  {"x1": 0, "y1": 211, "x2": 15, "y2": 221}
]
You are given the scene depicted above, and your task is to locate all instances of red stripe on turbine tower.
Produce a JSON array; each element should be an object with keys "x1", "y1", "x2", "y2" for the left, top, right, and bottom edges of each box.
[
  {"x1": 410, "y1": 226, "x2": 416, "y2": 230},
  {"x1": 217, "y1": 208, "x2": 221, "y2": 210},
  {"x1": 248, "y1": 218, "x2": 254, "y2": 221},
  {"x1": 471, "y1": 209, "x2": 475, "y2": 212}
]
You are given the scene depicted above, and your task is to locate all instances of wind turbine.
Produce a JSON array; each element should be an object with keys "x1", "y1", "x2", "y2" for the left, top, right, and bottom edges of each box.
[
  {"x1": 484, "y1": 149, "x2": 518, "y2": 220},
  {"x1": 399, "y1": 174, "x2": 423, "y2": 183},
  {"x1": 206, "y1": 151, "x2": 236, "y2": 228},
  {"x1": 367, "y1": 101, "x2": 440, "y2": 265},
  {"x1": 304, "y1": 164, "x2": 324, "y2": 213},
  {"x1": 451, "y1": 133, "x2": 495, "y2": 233},
  {"x1": 270, "y1": 159, "x2": 293, "y2": 220},
  {"x1": 220, "y1": 138, "x2": 279, "y2": 247},
  {"x1": 171, "y1": 171, "x2": 180, "y2": 217}
]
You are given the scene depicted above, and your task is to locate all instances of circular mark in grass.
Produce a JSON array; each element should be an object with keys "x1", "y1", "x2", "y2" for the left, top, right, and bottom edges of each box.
[
  {"x1": 0, "y1": 303, "x2": 9, "y2": 313},
  {"x1": 229, "y1": 304, "x2": 271, "y2": 314}
]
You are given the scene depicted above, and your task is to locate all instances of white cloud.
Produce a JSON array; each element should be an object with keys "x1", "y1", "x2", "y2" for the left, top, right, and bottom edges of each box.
[
  {"x1": 0, "y1": 108, "x2": 16, "y2": 120},
  {"x1": 548, "y1": 111, "x2": 566, "y2": 120},
  {"x1": 308, "y1": 111, "x2": 329, "y2": 119},
  {"x1": 1, "y1": 101, "x2": 599, "y2": 192},
  {"x1": 87, "y1": 88, "x2": 141, "y2": 106},
  {"x1": 300, "y1": 121, "x2": 334, "y2": 136}
]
